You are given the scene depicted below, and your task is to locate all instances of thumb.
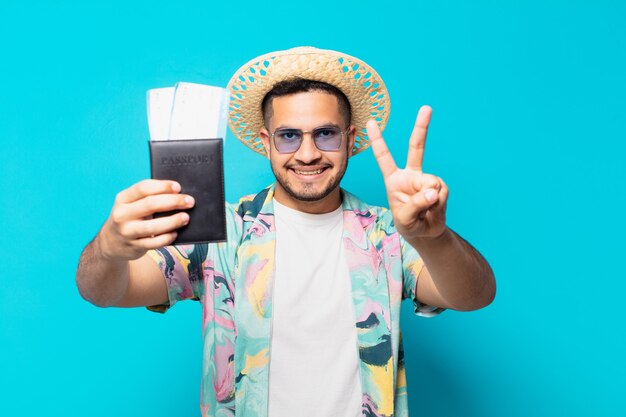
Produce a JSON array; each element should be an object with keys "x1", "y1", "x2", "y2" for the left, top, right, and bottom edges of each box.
[
  {"x1": 423, "y1": 188, "x2": 439, "y2": 204},
  {"x1": 401, "y1": 188, "x2": 439, "y2": 221}
]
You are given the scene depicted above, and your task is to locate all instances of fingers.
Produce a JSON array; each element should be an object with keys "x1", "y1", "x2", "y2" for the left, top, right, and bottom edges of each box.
[
  {"x1": 100, "y1": 179, "x2": 194, "y2": 260},
  {"x1": 438, "y1": 177, "x2": 449, "y2": 208},
  {"x1": 111, "y1": 193, "x2": 195, "y2": 223},
  {"x1": 406, "y1": 105, "x2": 432, "y2": 172},
  {"x1": 110, "y1": 182, "x2": 195, "y2": 242},
  {"x1": 115, "y1": 179, "x2": 181, "y2": 204},
  {"x1": 119, "y1": 212, "x2": 190, "y2": 240},
  {"x1": 419, "y1": 176, "x2": 448, "y2": 210},
  {"x1": 402, "y1": 176, "x2": 448, "y2": 223},
  {"x1": 134, "y1": 232, "x2": 179, "y2": 250},
  {"x1": 412, "y1": 172, "x2": 441, "y2": 193},
  {"x1": 367, "y1": 120, "x2": 398, "y2": 178},
  {"x1": 101, "y1": 211, "x2": 184, "y2": 260}
]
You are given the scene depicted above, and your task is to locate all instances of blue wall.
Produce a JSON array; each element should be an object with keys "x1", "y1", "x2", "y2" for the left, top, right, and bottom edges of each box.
[{"x1": 1, "y1": 1, "x2": 624, "y2": 416}]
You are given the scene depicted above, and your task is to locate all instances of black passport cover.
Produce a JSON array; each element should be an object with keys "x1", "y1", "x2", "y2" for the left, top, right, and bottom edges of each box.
[{"x1": 149, "y1": 138, "x2": 226, "y2": 244}]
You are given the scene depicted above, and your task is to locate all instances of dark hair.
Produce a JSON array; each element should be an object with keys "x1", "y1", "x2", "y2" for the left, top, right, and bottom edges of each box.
[{"x1": 261, "y1": 78, "x2": 352, "y2": 128}]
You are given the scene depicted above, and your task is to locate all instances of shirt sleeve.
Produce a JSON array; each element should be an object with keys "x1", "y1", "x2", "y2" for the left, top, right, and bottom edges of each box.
[
  {"x1": 144, "y1": 203, "x2": 243, "y2": 314},
  {"x1": 400, "y1": 234, "x2": 446, "y2": 318},
  {"x1": 145, "y1": 243, "x2": 208, "y2": 313}
]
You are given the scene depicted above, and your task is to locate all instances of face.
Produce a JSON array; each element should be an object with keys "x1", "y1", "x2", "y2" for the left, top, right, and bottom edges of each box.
[{"x1": 260, "y1": 91, "x2": 355, "y2": 213}]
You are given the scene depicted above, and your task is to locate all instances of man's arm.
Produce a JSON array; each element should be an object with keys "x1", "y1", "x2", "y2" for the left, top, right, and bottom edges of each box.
[
  {"x1": 367, "y1": 106, "x2": 495, "y2": 311},
  {"x1": 76, "y1": 179, "x2": 194, "y2": 308},
  {"x1": 411, "y1": 227, "x2": 495, "y2": 311},
  {"x1": 76, "y1": 237, "x2": 167, "y2": 307}
]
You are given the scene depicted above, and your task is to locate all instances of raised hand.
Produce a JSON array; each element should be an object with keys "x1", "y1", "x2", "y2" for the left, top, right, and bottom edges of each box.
[
  {"x1": 97, "y1": 179, "x2": 195, "y2": 260},
  {"x1": 367, "y1": 105, "x2": 448, "y2": 242}
]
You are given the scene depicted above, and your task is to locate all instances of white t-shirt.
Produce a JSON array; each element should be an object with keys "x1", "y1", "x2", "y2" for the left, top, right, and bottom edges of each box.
[{"x1": 267, "y1": 198, "x2": 362, "y2": 417}]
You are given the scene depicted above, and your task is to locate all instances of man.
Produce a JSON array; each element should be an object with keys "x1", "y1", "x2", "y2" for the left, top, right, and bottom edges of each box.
[{"x1": 76, "y1": 47, "x2": 495, "y2": 417}]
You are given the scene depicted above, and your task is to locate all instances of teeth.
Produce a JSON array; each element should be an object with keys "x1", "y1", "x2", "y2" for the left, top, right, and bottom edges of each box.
[{"x1": 294, "y1": 168, "x2": 323, "y2": 175}]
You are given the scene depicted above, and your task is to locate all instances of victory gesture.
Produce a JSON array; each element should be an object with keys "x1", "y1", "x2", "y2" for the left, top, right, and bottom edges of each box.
[{"x1": 367, "y1": 105, "x2": 449, "y2": 242}]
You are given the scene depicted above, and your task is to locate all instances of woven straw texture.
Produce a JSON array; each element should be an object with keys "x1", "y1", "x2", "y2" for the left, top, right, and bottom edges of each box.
[{"x1": 227, "y1": 46, "x2": 390, "y2": 156}]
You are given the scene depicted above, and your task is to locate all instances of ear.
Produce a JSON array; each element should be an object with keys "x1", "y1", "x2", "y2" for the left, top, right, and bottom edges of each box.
[
  {"x1": 259, "y1": 128, "x2": 271, "y2": 159},
  {"x1": 347, "y1": 125, "x2": 357, "y2": 157}
]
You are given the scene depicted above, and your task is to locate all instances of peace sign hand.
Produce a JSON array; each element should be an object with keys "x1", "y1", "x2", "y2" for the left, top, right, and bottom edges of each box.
[{"x1": 367, "y1": 105, "x2": 449, "y2": 242}]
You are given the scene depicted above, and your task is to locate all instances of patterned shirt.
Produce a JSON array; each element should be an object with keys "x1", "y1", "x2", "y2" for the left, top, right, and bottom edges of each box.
[{"x1": 146, "y1": 184, "x2": 444, "y2": 417}]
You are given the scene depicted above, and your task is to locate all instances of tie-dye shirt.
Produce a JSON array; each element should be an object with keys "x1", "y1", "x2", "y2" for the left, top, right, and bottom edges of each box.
[{"x1": 146, "y1": 184, "x2": 444, "y2": 417}]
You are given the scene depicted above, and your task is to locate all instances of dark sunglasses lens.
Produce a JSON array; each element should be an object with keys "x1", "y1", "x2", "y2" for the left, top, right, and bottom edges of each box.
[
  {"x1": 314, "y1": 127, "x2": 343, "y2": 151},
  {"x1": 274, "y1": 129, "x2": 302, "y2": 153}
]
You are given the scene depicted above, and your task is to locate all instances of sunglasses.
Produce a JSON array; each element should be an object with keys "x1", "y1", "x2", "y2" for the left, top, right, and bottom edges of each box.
[{"x1": 269, "y1": 125, "x2": 350, "y2": 154}]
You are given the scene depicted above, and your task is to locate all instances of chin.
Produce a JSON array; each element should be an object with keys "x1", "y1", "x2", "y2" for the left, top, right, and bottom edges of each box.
[{"x1": 277, "y1": 176, "x2": 340, "y2": 202}]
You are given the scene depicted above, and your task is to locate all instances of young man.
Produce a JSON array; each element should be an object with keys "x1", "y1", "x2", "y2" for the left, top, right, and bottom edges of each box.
[{"x1": 76, "y1": 47, "x2": 495, "y2": 417}]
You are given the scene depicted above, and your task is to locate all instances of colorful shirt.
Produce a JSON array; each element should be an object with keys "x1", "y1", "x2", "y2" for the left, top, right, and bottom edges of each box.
[{"x1": 146, "y1": 184, "x2": 444, "y2": 417}]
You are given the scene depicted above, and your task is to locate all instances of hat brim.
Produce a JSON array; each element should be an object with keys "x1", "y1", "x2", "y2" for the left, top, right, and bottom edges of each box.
[{"x1": 227, "y1": 46, "x2": 390, "y2": 157}]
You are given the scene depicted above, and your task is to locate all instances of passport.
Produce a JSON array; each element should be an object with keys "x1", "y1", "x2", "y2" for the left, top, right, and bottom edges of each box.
[{"x1": 149, "y1": 138, "x2": 226, "y2": 244}]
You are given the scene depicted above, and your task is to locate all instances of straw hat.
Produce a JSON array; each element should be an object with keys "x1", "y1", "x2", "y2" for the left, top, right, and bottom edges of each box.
[{"x1": 227, "y1": 46, "x2": 390, "y2": 157}]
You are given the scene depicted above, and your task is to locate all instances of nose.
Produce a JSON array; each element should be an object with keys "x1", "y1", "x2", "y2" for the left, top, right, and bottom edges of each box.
[{"x1": 293, "y1": 133, "x2": 322, "y2": 164}]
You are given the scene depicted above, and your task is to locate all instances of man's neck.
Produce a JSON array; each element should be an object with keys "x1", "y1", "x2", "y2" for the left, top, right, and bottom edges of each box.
[{"x1": 273, "y1": 184, "x2": 342, "y2": 214}]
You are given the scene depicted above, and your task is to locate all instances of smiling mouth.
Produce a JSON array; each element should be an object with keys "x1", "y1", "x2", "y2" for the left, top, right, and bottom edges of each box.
[{"x1": 292, "y1": 168, "x2": 326, "y2": 175}]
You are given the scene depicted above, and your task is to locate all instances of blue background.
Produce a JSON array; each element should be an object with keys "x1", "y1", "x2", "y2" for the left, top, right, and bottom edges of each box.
[{"x1": 1, "y1": 0, "x2": 624, "y2": 416}]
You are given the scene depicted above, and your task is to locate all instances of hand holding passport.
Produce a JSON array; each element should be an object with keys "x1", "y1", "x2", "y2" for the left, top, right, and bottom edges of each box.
[{"x1": 147, "y1": 82, "x2": 229, "y2": 244}]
